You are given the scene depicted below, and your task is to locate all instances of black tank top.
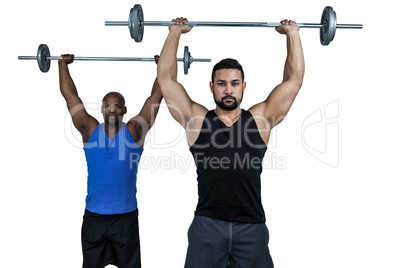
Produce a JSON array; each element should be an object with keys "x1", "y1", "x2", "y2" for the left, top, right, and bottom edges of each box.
[{"x1": 190, "y1": 109, "x2": 267, "y2": 223}]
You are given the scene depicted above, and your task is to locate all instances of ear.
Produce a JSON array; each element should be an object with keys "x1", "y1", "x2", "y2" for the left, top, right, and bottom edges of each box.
[
  {"x1": 209, "y1": 81, "x2": 214, "y2": 94},
  {"x1": 124, "y1": 106, "x2": 127, "y2": 115},
  {"x1": 242, "y1": 81, "x2": 246, "y2": 93},
  {"x1": 101, "y1": 105, "x2": 105, "y2": 114}
]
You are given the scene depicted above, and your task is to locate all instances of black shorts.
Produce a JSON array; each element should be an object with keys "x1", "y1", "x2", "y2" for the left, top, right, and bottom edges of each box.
[
  {"x1": 81, "y1": 209, "x2": 141, "y2": 268},
  {"x1": 184, "y1": 216, "x2": 274, "y2": 268}
]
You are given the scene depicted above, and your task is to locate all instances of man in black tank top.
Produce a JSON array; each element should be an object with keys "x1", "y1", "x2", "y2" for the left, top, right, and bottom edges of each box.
[{"x1": 157, "y1": 17, "x2": 304, "y2": 268}]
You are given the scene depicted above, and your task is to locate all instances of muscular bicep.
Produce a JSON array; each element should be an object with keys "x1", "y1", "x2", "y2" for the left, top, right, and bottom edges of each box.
[
  {"x1": 159, "y1": 79, "x2": 207, "y2": 128},
  {"x1": 250, "y1": 80, "x2": 302, "y2": 129}
]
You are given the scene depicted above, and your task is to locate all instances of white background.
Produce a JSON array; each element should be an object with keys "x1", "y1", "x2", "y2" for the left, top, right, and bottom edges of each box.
[{"x1": 1, "y1": 0, "x2": 401, "y2": 267}]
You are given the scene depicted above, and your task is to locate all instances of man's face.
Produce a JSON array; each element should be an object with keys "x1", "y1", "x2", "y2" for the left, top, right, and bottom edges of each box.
[
  {"x1": 101, "y1": 94, "x2": 127, "y2": 125},
  {"x1": 210, "y1": 69, "x2": 246, "y2": 111}
]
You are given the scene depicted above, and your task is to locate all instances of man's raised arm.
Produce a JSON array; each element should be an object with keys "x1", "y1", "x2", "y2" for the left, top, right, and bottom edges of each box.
[
  {"x1": 58, "y1": 54, "x2": 98, "y2": 143},
  {"x1": 250, "y1": 19, "x2": 305, "y2": 131},
  {"x1": 128, "y1": 58, "x2": 163, "y2": 147},
  {"x1": 157, "y1": 18, "x2": 207, "y2": 129}
]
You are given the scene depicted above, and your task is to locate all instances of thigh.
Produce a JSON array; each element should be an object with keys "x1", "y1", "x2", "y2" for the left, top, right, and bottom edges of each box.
[
  {"x1": 230, "y1": 222, "x2": 274, "y2": 268},
  {"x1": 108, "y1": 209, "x2": 141, "y2": 268},
  {"x1": 184, "y1": 216, "x2": 230, "y2": 268},
  {"x1": 81, "y1": 210, "x2": 112, "y2": 268}
]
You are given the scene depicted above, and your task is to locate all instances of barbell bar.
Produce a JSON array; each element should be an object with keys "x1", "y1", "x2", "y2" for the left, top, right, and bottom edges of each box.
[
  {"x1": 18, "y1": 44, "x2": 211, "y2": 74},
  {"x1": 105, "y1": 5, "x2": 363, "y2": 45}
]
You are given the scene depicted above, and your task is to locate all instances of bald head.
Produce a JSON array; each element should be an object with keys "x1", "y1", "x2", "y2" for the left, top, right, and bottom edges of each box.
[{"x1": 103, "y1": 92, "x2": 125, "y2": 106}]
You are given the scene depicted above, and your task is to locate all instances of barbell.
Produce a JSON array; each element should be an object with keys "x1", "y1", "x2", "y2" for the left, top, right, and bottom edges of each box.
[
  {"x1": 18, "y1": 44, "x2": 211, "y2": 74},
  {"x1": 105, "y1": 5, "x2": 363, "y2": 45}
]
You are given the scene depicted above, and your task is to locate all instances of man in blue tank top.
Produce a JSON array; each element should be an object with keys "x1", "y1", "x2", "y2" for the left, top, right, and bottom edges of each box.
[
  {"x1": 157, "y1": 18, "x2": 304, "y2": 267},
  {"x1": 58, "y1": 54, "x2": 162, "y2": 268}
]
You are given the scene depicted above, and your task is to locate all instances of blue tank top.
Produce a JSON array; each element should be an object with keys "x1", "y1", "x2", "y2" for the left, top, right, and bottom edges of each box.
[{"x1": 83, "y1": 123, "x2": 143, "y2": 215}]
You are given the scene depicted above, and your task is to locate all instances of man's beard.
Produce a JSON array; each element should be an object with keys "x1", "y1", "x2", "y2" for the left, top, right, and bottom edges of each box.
[
  {"x1": 105, "y1": 115, "x2": 122, "y2": 126},
  {"x1": 214, "y1": 94, "x2": 243, "y2": 111}
]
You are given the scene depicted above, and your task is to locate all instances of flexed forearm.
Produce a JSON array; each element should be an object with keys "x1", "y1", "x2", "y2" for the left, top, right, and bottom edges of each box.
[
  {"x1": 158, "y1": 29, "x2": 182, "y2": 82},
  {"x1": 158, "y1": 18, "x2": 192, "y2": 84},
  {"x1": 283, "y1": 30, "x2": 305, "y2": 84},
  {"x1": 59, "y1": 60, "x2": 79, "y2": 101}
]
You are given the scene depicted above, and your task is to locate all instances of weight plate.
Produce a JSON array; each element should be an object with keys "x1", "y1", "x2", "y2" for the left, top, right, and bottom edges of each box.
[
  {"x1": 183, "y1": 46, "x2": 190, "y2": 75},
  {"x1": 320, "y1": 6, "x2": 337, "y2": 46},
  {"x1": 37, "y1": 44, "x2": 51, "y2": 72},
  {"x1": 129, "y1": 4, "x2": 144, "y2": 42}
]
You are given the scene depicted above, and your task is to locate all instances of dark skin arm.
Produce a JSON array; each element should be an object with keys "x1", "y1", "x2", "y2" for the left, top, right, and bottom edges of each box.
[
  {"x1": 58, "y1": 54, "x2": 99, "y2": 144},
  {"x1": 127, "y1": 55, "x2": 163, "y2": 147}
]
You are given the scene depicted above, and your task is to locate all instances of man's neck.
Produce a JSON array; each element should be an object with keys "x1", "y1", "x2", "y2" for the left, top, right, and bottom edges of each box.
[{"x1": 104, "y1": 122, "x2": 124, "y2": 138}]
